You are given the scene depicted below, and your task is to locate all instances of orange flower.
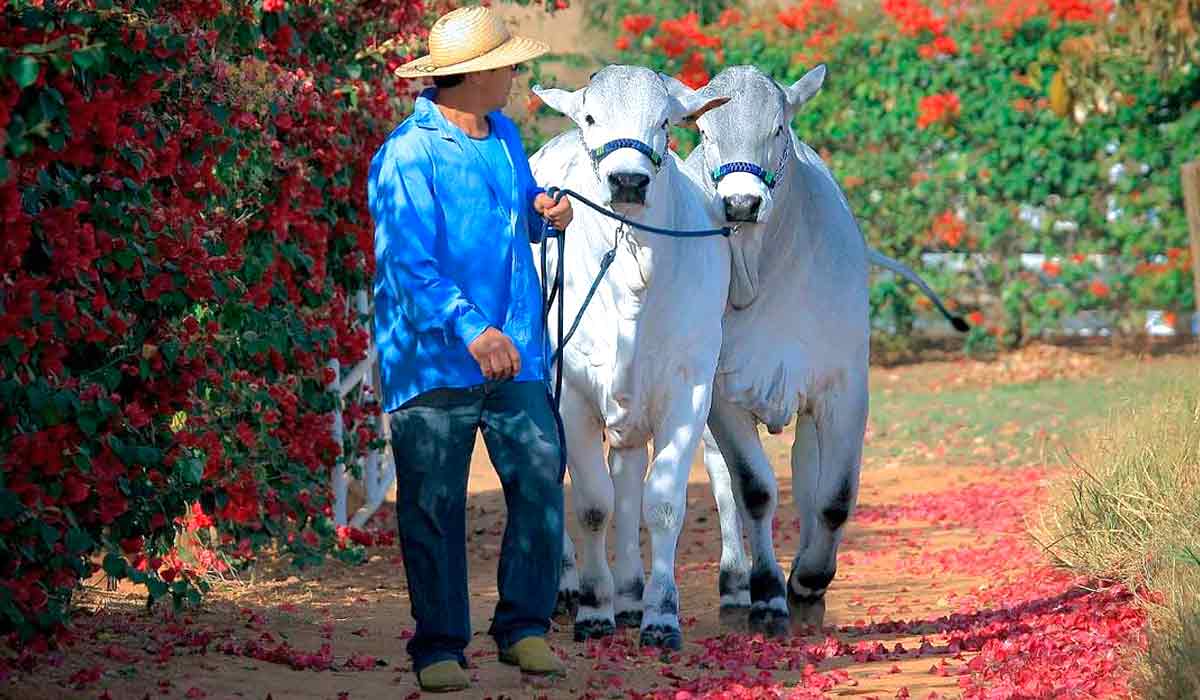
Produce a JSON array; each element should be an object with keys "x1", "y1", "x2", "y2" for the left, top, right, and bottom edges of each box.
[
  {"x1": 614, "y1": 35, "x2": 631, "y2": 51},
  {"x1": 930, "y1": 210, "x2": 966, "y2": 247},
  {"x1": 777, "y1": 0, "x2": 839, "y2": 32},
  {"x1": 932, "y1": 34, "x2": 958, "y2": 55},
  {"x1": 676, "y1": 52, "x2": 710, "y2": 90},
  {"x1": 1070, "y1": 253, "x2": 1086, "y2": 264},
  {"x1": 655, "y1": 13, "x2": 720, "y2": 58},
  {"x1": 1088, "y1": 279, "x2": 1110, "y2": 298},
  {"x1": 917, "y1": 92, "x2": 961, "y2": 129},
  {"x1": 882, "y1": 0, "x2": 947, "y2": 36},
  {"x1": 968, "y1": 310, "x2": 985, "y2": 326},
  {"x1": 525, "y1": 94, "x2": 543, "y2": 115},
  {"x1": 718, "y1": 8, "x2": 743, "y2": 27},
  {"x1": 843, "y1": 174, "x2": 865, "y2": 188},
  {"x1": 621, "y1": 14, "x2": 655, "y2": 36},
  {"x1": 1041, "y1": 259, "x2": 1061, "y2": 277}
]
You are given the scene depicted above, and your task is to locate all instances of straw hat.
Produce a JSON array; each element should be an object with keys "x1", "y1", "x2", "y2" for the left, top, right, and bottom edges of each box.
[{"x1": 395, "y1": 6, "x2": 550, "y2": 79}]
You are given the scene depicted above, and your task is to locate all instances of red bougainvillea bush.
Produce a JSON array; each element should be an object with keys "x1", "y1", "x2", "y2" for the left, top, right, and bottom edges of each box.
[
  {"x1": 0, "y1": 0, "x2": 446, "y2": 655},
  {"x1": 604, "y1": 0, "x2": 1200, "y2": 347}
]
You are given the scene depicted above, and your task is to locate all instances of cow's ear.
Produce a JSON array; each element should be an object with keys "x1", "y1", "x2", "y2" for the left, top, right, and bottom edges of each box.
[
  {"x1": 784, "y1": 64, "x2": 826, "y2": 114},
  {"x1": 662, "y1": 74, "x2": 729, "y2": 127},
  {"x1": 532, "y1": 83, "x2": 584, "y2": 121}
]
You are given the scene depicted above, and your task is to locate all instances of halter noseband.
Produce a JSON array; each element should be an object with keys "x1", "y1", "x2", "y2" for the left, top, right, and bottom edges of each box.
[
  {"x1": 591, "y1": 138, "x2": 664, "y2": 168},
  {"x1": 711, "y1": 161, "x2": 780, "y2": 189}
]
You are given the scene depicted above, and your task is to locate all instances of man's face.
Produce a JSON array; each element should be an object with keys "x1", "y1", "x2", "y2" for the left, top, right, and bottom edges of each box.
[{"x1": 469, "y1": 64, "x2": 519, "y2": 111}]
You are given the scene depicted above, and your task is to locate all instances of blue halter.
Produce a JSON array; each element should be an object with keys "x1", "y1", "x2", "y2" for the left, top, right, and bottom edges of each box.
[
  {"x1": 711, "y1": 161, "x2": 780, "y2": 189},
  {"x1": 591, "y1": 138, "x2": 664, "y2": 168}
]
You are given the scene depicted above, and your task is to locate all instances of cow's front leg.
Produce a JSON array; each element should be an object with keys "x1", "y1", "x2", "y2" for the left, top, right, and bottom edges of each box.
[
  {"x1": 610, "y1": 445, "x2": 649, "y2": 628},
  {"x1": 707, "y1": 397, "x2": 789, "y2": 636},
  {"x1": 702, "y1": 427, "x2": 751, "y2": 620},
  {"x1": 788, "y1": 375, "x2": 868, "y2": 632},
  {"x1": 555, "y1": 529, "x2": 580, "y2": 620},
  {"x1": 639, "y1": 396, "x2": 710, "y2": 650},
  {"x1": 560, "y1": 387, "x2": 617, "y2": 640}
]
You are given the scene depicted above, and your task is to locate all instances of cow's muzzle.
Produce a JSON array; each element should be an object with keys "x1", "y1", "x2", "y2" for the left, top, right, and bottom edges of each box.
[
  {"x1": 608, "y1": 172, "x2": 650, "y2": 205},
  {"x1": 723, "y1": 194, "x2": 762, "y2": 223}
]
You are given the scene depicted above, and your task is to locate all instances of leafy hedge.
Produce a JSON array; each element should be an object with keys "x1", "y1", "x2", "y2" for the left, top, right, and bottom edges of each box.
[
  {"x1": 599, "y1": 0, "x2": 1199, "y2": 347},
  {"x1": 0, "y1": 0, "x2": 439, "y2": 657}
]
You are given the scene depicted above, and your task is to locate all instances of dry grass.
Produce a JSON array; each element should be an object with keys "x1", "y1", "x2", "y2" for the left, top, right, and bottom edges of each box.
[{"x1": 1033, "y1": 372, "x2": 1200, "y2": 699}]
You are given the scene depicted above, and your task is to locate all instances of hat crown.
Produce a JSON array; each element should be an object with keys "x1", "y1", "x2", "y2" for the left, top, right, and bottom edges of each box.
[{"x1": 428, "y1": 7, "x2": 511, "y2": 69}]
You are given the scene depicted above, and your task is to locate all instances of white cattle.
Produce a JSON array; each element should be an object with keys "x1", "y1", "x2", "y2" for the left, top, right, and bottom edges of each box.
[
  {"x1": 528, "y1": 66, "x2": 729, "y2": 649},
  {"x1": 681, "y1": 64, "x2": 872, "y2": 633}
]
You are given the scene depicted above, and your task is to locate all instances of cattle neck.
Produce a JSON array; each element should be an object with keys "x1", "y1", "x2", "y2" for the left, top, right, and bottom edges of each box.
[{"x1": 724, "y1": 139, "x2": 805, "y2": 310}]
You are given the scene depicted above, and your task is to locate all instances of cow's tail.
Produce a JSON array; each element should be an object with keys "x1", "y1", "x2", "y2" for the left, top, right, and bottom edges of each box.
[{"x1": 867, "y1": 248, "x2": 970, "y2": 333}]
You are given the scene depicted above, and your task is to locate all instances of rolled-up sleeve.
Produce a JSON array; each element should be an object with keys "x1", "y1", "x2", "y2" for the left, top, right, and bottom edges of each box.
[{"x1": 369, "y1": 145, "x2": 491, "y2": 346}]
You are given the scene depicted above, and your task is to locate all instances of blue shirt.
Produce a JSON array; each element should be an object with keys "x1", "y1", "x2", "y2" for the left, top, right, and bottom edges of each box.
[
  {"x1": 368, "y1": 88, "x2": 550, "y2": 412},
  {"x1": 469, "y1": 131, "x2": 513, "y2": 211}
]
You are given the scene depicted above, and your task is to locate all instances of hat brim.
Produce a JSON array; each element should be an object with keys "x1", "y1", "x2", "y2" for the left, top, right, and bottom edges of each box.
[{"x1": 395, "y1": 35, "x2": 550, "y2": 79}]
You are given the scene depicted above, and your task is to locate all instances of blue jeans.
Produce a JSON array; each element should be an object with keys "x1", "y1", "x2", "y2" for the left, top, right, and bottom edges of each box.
[{"x1": 389, "y1": 379, "x2": 565, "y2": 672}]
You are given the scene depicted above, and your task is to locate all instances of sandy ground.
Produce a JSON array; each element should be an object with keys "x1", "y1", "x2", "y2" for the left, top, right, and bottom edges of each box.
[{"x1": 2, "y1": 424, "x2": 1111, "y2": 700}]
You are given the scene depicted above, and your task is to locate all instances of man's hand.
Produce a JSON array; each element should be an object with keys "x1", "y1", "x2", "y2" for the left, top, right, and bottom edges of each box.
[
  {"x1": 534, "y1": 192, "x2": 573, "y2": 231},
  {"x1": 468, "y1": 327, "x2": 522, "y2": 380}
]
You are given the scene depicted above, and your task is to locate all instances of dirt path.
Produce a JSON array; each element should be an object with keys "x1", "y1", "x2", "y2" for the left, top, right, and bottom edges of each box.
[{"x1": 3, "y1": 407, "x2": 1148, "y2": 700}]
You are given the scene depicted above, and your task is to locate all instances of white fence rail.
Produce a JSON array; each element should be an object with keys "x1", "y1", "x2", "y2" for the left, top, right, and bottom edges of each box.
[{"x1": 329, "y1": 289, "x2": 394, "y2": 528}]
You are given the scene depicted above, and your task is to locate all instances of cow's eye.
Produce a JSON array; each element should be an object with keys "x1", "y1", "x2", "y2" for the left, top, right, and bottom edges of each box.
[{"x1": 585, "y1": 114, "x2": 595, "y2": 126}]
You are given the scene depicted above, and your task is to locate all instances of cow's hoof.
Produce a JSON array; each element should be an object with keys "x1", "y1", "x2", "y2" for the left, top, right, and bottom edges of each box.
[
  {"x1": 639, "y1": 624, "x2": 682, "y2": 650},
  {"x1": 573, "y1": 618, "x2": 616, "y2": 642},
  {"x1": 554, "y1": 590, "x2": 579, "y2": 621},
  {"x1": 748, "y1": 607, "x2": 790, "y2": 638},
  {"x1": 788, "y1": 594, "x2": 826, "y2": 633},
  {"x1": 718, "y1": 604, "x2": 749, "y2": 631},
  {"x1": 614, "y1": 610, "x2": 643, "y2": 628}
]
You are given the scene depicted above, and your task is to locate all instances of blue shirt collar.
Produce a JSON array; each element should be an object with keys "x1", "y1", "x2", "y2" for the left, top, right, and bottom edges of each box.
[{"x1": 413, "y1": 87, "x2": 505, "y2": 141}]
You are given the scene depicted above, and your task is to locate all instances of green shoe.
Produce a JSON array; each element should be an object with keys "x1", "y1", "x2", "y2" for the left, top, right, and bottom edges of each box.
[
  {"x1": 417, "y1": 659, "x2": 470, "y2": 693},
  {"x1": 499, "y1": 636, "x2": 566, "y2": 676}
]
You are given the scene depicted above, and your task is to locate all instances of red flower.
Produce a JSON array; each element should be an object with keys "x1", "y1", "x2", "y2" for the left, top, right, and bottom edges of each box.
[
  {"x1": 614, "y1": 35, "x2": 630, "y2": 51},
  {"x1": 676, "y1": 52, "x2": 710, "y2": 90},
  {"x1": 62, "y1": 474, "x2": 89, "y2": 504},
  {"x1": 718, "y1": 8, "x2": 743, "y2": 27},
  {"x1": 1041, "y1": 259, "x2": 1061, "y2": 277},
  {"x1": 655, "y1": 13, "x2": 720, "y2": 58},
  {"x1": 1047, "y1": 0, "x2": 1112, "y2": 23},
  {"x1": 917, "y1": 92, "x2": 961, "y2": 128},
  {"x1": 1089, "y1": 279, "x2": 1110, "y2": 298},
  {"x1": 621, "y1": 14, "x2": 655, "y2": 36},
  {"x1": 882, "y1": 0, "x2": 946, "y2": 36},
  {"x1": 930, "y1": 210, "x2": 966, "y2": 247},
  {"x1": 262, "y1": 0, "x2": 284, "y2": 11}
]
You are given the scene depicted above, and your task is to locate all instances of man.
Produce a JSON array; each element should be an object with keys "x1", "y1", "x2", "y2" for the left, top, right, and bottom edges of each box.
[{"x1": 368, "y1": 6, "x2": 574, "y2": 693}]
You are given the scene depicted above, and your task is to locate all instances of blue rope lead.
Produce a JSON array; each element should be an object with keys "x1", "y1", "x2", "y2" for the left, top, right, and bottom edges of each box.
[{"x1": 545, "y1": 186, "x2": 736, "y2": 239}]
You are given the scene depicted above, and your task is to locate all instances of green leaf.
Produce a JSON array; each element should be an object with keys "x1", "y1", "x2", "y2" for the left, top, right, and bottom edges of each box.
[
  {"x1": 76, "y1": 410, "x2": 100, "y2": 437},
  {"x1": 72, "y1": 46, "x2": 106, "y2": 72},
  {"x1": 66, "y1": 529, "x2": 94, "y2": 556},
  {"x1": 113, "y1": 249, "x2": 136, "y2": 270},
  {"x1": 0, "y1": 490, "x2": 22, "y2": 520},
  {"x1": 9, "y1": 56, "x2": 39, "y2": 89},
  {"x1": 147, "y1": 578, "x2": 168, "y2": 600},
  {"x1": 176, "y1": 457, "x2": 203, "y2": 485}
]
